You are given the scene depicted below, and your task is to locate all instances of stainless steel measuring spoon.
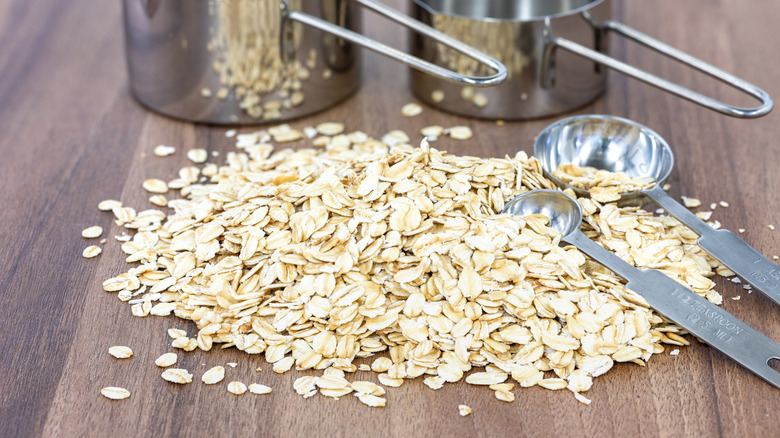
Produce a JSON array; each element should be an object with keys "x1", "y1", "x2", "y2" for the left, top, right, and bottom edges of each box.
[
  {"x1": 534, "y1": 114, "x2": 780, "y2": 308},
  {"x1": 502, "y1": 189, "x2": 780, "y2": 388}
]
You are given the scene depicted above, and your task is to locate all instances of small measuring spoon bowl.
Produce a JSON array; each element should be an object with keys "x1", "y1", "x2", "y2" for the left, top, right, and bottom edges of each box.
[
  {"x1": 503, "y1": 189, "x2": 780, "y2": 389},
  {"x1": 534, "y1": 115, "x2": 780, "y2": 308}
]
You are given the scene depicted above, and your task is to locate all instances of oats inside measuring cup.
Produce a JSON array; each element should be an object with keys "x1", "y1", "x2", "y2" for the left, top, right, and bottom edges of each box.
[
  {"x1": 553, "y1": 163, "x2": 655, "y2": 203},
  {"x1": 210, "y1": 0, "x2": 309, "y2": 120}
]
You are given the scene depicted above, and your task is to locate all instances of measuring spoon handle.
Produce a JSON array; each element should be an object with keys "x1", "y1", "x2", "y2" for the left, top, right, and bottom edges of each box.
[
  {"x1": 644, "y1": 186, "x2": 780, "y2": 308},
  {"x1": 565, "y1": 231, "x2": 780, "y2": 389}
]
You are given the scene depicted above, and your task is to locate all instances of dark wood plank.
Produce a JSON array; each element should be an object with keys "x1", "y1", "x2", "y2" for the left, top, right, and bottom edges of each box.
[{"x1": 1, "y1": 0, "x2": 778, "y2": 437}]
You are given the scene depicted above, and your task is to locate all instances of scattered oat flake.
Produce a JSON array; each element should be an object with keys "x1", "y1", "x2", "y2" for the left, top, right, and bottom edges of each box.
[
  {"x1": 489, "y1": 383, "x2": 515, "y2": 392},
  {"x1": 458, "y1": 405, "x2": 472, "y2": 416},
  {"x1": 82, "y1": 226, "x2": 103, "y2": 239},
  {"x1": 201, "y1": 87, "x2": 212, "y2": 98},
  {"x1": 293, "y1": 376, "x2": 319, "y2": 398},
  {"x1": 109, "y1": 346, "x2": 133, "y2": 359},
  {"x1": 739, "y1": 228, "x2": 746, "y2": 233},
  {"x1": 495, "y1": 390, "x2": 515, "y2": 402},
  {"x1": 731, "y1": 277, "x2": 742, "y2": 283},
  {"x1": 719, "y1": 201, "x2": 730, "y2": 208},
  {"x1": 732, "y1": 296, "x2": 741, "y2": 301},
  {"x1": 465, "y1": 371, "x2": 507, "y2": 385},
  {"x1": 248, "y1": 383, "x2": 272, "y2": 395},
  {"x1": 154, "y1": 145, "x2": 176, "y2": 157},
  {"x1": 710, "y1": 203, "x2": 717, "y2": 210},
  {"x1": 187, "y1": 149, "x2": 208, "y2": 164},
  {"x1": 447, "y1": 126, "x2": 473, "y2": 140},
  {"x1": 98, "y1": 199, "x2": 122, "y2": 211},
  {"x1": 381, "y1": 130, "x2": 410, "y2": 146},
  {"x1": 316, "y1": 122, "x2": 344, "y2": 136},
  {"x1": 538, "y1": 378, "x2": 567, "y2": 390},
  {"x1": 227, "y1": 381, "x2": 247, "y2": 395},
  {"x1": 420, "y1": 125, "x2": 444, "y2": 137},
  {"x1": 162, "y1": 368, "x2": 193, "y2": 384},
  {"x1": 423, "y1": 376, "x2": 445, "y2": 390},
  {"x1": 168, "y1": 328, "x2": 187, "y2": 339},
  {"x1": 472, "y1": 93, "x2": 488, "y2": 108},
  {"x1": 695, "y1": 211, "x2": 712, "y2": 221},
  {"x1": 225, "y1": 129, "x2": 237, "y2": 138},
  {"x1": 101, "y1": 387, "x2": 130, "y2": 400},
  {"x1": 770, "y1": 225, "x2": 776, "y2": 231},
  {"x1": 681, "y1": 196, "x2": 701, "y2": 208},
  {"x1": 358, "y1": 364, "x2": 371, "y2": 371},
  {"x1": 227, "y1": 362, "x2": 238, "y2": 368},
  {"x1": 142, "y1": 178, "x2": 168, "y2": 194},
  {"x1": 431, "y1": 90, "x2": 444, "y2": 103},
  {"x1": 202, "y1": 366, "x2": 225, "y2": 384},
  {"x1": 155, "y1": 353, "x2": 178, "y2": 367},
  {"x1": 149, "y1": 195, "x2": 168, "y2": 207},
  {"x1": 356, "y1": 393, "x2": 386, "y2": 407},
  {"x1": 401, "y1": 103, "x2": 423, "y2": 117},
  {"x1": 82, "y1": 245, "x2": 102, "y2": 258},
  {"x1": 670, "y1": 349, "x2": 680, "y2": 356},
  {"x1": 573, "y1": 391, "x2": 591, "y2": 405},
  {"x1": 272, "y1": 129, "x2": 303, "y2": 143}
]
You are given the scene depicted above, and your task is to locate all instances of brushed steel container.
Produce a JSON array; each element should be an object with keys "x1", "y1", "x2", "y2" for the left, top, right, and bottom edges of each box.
[
  {"x1": 123, "y1": 0, "x2": 507, "y2": 124},
  {"x1": 409, "y1": 0, "x2": 772, "y2": 119}
]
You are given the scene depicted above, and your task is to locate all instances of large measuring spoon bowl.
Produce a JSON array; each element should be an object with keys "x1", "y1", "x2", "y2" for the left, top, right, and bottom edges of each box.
[
  {"x1": 534, "y1": 115, "x2": 780, "y2": 308},
  {"x1": 534, "y1": 115, "x2": 673, "y2": 206},
  {"x1": 502, "y1": 189, "x2": 780, "y2": 389}
]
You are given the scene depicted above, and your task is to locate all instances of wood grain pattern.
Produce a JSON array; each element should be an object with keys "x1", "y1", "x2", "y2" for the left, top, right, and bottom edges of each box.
[{"x1": 1, "y1": 0, "x2": 779, "y2": 437}]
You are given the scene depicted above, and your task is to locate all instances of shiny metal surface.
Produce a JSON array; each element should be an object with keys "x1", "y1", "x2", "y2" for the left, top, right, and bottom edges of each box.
[
  {"x1": 535, "y1": 114, "x2": 780, "y2": 308},
  {"x1": 502, "y1": 189, "x2": 583, "y2": 236},
  {"x1": 502, "y1": 189, "x2": 780, "y2": 390},
  {"x1": 122, "y1": 0, "x2": 507, "y2": 124},
  {"x1": 414, "y1": 0, "x2": 598, "y2": 20},
  {"x1": 410, "y1": 0, "x2": 772, "y2": 119},
  {"x1": 534, "y1": 114, "x2": 673, "y2": 205}
]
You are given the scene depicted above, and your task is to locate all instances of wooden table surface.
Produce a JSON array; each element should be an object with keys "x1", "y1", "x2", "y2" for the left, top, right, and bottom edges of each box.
[{"x1": 2, "y1": 0, "x2": 779, "y2": 436}]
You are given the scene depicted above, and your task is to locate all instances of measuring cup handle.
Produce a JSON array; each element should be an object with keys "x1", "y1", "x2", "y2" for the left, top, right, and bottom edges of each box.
[
  {"x1": 284, "y1": 1, "x2": 507, "y2": 87},
  {"x1": 548, "y1": 20, "x2": 773, "y2": 118},
  {"x1": 565, "y1": 231, "x2": 780, "y2": 389},
  {"x1": 644, "y1": 186, "x2": 780, "y2": 308}
]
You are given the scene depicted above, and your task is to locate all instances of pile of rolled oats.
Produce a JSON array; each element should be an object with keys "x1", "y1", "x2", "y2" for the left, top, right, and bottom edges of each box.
[{"x1": 96, "y1": 124, "x2": 732, "y2": 407}]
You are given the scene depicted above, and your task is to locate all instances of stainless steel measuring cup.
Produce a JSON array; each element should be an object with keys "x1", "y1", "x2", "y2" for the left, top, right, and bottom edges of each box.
[
  {"x1": 123, "y1": 0, "x2": 507, "y2": 124},
  {"x1": 409, "y1": 0, "x2": 773, "y2": 120},
  {"x1": 502, "y1": 189, "x2": 780, "y2": 388},
  {"x1": 534, "y1": 114, "x2": 780, "y2": 308}
]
